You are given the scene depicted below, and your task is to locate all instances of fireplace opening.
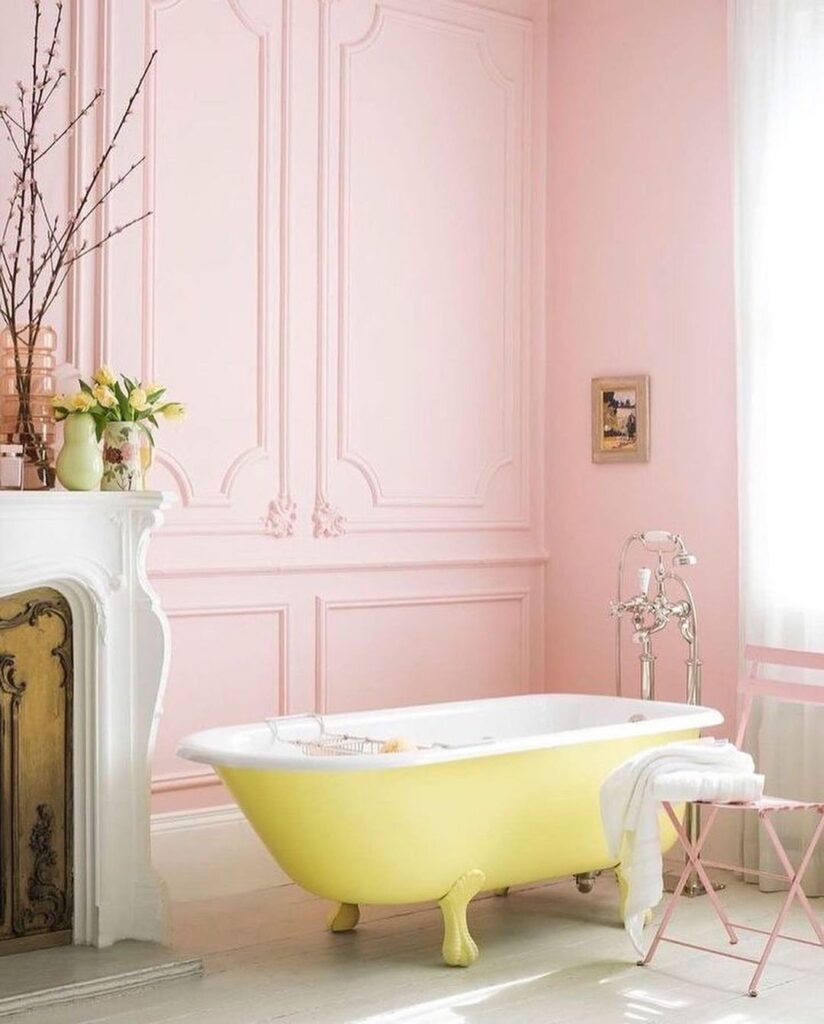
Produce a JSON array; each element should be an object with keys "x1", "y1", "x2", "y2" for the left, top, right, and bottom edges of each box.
[{"x1": 0, "y1": 587, "x2": 73, "y2": 955}]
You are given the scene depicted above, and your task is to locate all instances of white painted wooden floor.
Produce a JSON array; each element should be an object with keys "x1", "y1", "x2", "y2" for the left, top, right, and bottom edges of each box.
[{"x1": 15, "y1": 873, "x2": 824, "y2": 1023}]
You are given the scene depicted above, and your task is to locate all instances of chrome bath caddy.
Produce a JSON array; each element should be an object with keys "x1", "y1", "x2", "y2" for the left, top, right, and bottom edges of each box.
[{"x1": 265, "y1": 713, "x2": 491, "y2": 758}]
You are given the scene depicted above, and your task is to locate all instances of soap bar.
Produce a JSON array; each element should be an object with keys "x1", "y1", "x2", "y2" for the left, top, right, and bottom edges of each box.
[{"x1": 380, "y1": 737, "x2": 417, "y2": 754}]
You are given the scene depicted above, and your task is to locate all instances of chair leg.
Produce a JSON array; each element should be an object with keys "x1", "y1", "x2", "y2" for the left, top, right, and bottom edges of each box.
[
  {"x1": 643, "y1": 803, "x2": 736, "y2": 968},
  {"x1": 762, "y1": 811, "x2": 824, "y2": 946},
  {"x1": 747, "y1": 811, "x2": 824, "y2": 995}
]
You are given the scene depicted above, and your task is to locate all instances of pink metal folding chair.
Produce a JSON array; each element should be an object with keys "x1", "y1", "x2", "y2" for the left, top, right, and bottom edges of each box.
[{"x1": 641, "y1": 645, "x2": 824, "y2": 997}]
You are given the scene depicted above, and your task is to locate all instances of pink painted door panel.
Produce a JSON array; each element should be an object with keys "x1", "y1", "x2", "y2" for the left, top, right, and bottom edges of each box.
[
  {"x1": 318, "y1": 591, "x2": 530, "y2": 713},
  {"x1": 152, "y1": 607, "x2": 286, "y2": 794},
  {"x1": 316, "y1": 0, "x2": 533, "y2": 533},
  {"x1": 120, "y1": 0, "x2": 290, "y2": 530}
]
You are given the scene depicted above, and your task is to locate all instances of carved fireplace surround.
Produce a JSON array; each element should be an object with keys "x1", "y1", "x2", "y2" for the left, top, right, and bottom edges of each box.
[{"x1": 0, "y1": 491, "x2": 172, "y2": 947}]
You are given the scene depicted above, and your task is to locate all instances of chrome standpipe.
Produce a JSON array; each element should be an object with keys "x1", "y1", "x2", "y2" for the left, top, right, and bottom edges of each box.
[
  {"x1": 611, "y1": 531, "x2": 720, "y2": 898},
  {"x1": 639, "y1": 641, "x2": 656, "y2": 701}
]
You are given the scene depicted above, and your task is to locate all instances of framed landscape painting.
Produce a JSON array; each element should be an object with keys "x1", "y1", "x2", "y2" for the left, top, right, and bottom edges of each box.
[{"x1": 591, "y1": 375, "x2": 650, "y2": 463}]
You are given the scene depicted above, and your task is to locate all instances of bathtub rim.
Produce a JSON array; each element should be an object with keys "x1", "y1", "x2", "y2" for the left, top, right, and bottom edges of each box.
[{"x1": 176, "y1": 693, "x2": 724, "y2": 773}]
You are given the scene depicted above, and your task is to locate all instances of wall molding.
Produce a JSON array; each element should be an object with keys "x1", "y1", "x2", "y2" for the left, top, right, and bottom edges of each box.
[
  {"x1": 314, "y1": 0, "x2": 532, "y2": 532},
  {"x1": 312, "y1": 0, "x2": 338, "y2": 533},
  {"x1": 166, "y1": 602, "x2": 289, "y2": 703},
  {"x1": 65, "y1": 0, "x2": 107, "y2": 374},
  {"x1": 159, "y1": 515, "x2": 532, "y2": 536},
  {"x1": 314, "y1": 589, "x2": 531, "y2": 713},
  {"x1": 426, "y1": 0, "x2": 533, "y2": 30},
  {"x1": 335, "y1": 4, "x2": 516, "y2": 511},
  {"x1": 149, "y1": 553, "x2": 548, "y2": 580},
  {"x1": 152, "y1": 603, "x2": 290, "y2": 797},
  {"x1": 142, "y1": 0, "x2": 294, "y2": 520},
  {"x1": 151, "y1": 769, "x2": 221, "y2": 795},
  {"x1": 152, "y1": 802, "x2": 240, "y2": 834}
]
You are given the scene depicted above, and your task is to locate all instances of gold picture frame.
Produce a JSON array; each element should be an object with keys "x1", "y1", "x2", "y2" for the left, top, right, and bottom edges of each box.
[{"x1": 591, "y1": 375, "x2": 650, "y2": 463}]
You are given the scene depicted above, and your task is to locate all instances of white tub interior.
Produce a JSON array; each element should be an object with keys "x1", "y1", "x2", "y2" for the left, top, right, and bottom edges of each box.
[{"x1": 178, "y1": 693, "x2": 724, "y2": 773}]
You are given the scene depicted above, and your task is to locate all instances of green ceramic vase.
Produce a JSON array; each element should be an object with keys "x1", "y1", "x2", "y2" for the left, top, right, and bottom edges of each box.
[{"x1": 56, "y1": 412, "x2": 103, "y2": 491}]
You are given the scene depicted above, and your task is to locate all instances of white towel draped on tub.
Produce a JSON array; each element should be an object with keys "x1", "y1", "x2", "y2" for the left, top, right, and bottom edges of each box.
[{"x1": 600, "y1": 739, "x2": 764, "y2": 955}]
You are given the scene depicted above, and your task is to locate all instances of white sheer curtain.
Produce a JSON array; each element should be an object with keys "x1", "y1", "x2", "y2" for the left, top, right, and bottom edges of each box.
[{"x1": 735, "y1": 0, "x2": 824, "y2": 892}]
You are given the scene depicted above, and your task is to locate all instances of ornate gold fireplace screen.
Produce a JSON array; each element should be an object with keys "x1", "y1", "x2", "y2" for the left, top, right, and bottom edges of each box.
[{"x1": 0, "y1": 587, "x2": 73, "y2": 954}]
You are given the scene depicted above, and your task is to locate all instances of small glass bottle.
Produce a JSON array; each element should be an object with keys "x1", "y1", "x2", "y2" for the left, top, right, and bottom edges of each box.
[{"x1": 0, "y1": 442, "x2": 24, "y2": 489}]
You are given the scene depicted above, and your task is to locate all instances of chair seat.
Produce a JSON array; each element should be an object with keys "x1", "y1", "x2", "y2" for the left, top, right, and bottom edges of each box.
[{"x1": 697, "y1": 796, "x2": 824, "y2": 812}]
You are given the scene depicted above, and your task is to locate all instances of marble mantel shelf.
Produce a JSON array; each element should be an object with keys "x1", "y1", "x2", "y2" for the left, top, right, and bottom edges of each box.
[{"x1": 0, "y1": 491, "x2": 174, "y2": 947}]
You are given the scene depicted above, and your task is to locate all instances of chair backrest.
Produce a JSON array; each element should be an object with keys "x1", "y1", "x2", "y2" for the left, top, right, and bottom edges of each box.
[{"x1": 736, "y1": 645, "x2": 824, "y2": 747}]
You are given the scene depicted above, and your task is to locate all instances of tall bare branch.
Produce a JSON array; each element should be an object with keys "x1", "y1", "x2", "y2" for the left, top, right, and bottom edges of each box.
[{"x1": 0, "y1": 1, "x2": 155, "y2": 476}]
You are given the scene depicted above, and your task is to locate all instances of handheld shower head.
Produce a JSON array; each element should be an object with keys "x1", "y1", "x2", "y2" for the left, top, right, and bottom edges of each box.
[
  {"x1": 640, "y1": 530, "x2": 677, "y2": 550},
  {"x1": 639, "y1": 531, "x2": 697, "y2": 567}
]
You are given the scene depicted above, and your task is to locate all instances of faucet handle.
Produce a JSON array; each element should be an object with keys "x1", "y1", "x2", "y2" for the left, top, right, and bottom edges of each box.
[{"x1": 637, "y1": 567, "x2": 652, "y2": 596}]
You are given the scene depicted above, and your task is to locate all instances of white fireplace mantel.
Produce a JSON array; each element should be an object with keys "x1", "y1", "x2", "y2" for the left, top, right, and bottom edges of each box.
[{"x1": 0, "y1": 491, "x2": 173, "y2": 947}]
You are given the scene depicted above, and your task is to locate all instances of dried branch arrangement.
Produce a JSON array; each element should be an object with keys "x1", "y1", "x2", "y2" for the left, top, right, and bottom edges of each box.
[{"x1": 0, "y1": 0, "x2": 155, "y2": 484}]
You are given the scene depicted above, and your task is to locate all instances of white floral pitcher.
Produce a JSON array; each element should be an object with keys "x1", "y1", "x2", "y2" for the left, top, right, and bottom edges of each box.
[{"x1": 101, "y1": 421, "x2": 143, "y2": 491}]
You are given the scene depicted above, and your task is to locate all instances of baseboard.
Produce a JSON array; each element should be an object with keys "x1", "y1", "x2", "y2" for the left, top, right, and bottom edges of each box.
[
  {"x1": 151, "y1": 804, "x2": 290, "y2": 902},
  {"x1": 151, "y1": 803, "x2": 244, "y2": 835}
]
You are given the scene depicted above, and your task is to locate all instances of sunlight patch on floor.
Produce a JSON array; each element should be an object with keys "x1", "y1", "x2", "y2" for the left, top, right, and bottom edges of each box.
[{"x1": 352, "y1": 971, "x2": 559, "y2": 1023}]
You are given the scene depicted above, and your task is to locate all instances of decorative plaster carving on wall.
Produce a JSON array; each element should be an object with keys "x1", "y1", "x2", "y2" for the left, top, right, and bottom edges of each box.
[
  {"x1": 312, "y1": 496, "x2": 347, "y2": 538},
  {"x1": 263, "y1": 497, "x2": 298, "y2": 538}
]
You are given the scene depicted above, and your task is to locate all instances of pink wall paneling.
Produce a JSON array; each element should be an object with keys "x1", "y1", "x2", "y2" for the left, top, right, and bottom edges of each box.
[
  {"x1": 316, "y1": 0, "x2": 534, "y2": 533},
  {"x1": 316, "y1": 591, "x2": 531, "y2": 714},
  {"x1": 141, "y1": 0, "x2": 289, "y2": 521},
  {"x1": 151, "y1": 605, "x2": 287, "y2": 811}
]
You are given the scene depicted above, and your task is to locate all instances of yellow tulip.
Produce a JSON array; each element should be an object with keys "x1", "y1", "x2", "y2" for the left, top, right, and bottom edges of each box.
[
  {"x1": 145, "y1": 382, "x2": 164, "y2": 395},
  {"x1": 128, "y1": 388, "x2": 149, "y2": 412},
  {"x1": 93, "y1": 365, "x2": 116, "y2": 388},
  {"x1": 160, "y1": 402, "x2": 186, "y2": 421},
  {"x1": 69, "y1": 392, "x2": 94, "y2": 413},
  {"x1": 93, "y1": 385, "x2": 117, "y2": 409},
  {"x1": 51, "y1": 394, "x2": 69, "y2": 410}
]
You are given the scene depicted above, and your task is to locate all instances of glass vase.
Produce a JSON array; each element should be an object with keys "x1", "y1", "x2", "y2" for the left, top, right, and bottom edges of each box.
[
  {"x1": 101, "y1": 421, "x2": 143, "y2": 491},
  {"x1": 0, "y1": 325, "x2": 57, "y2": 489}
]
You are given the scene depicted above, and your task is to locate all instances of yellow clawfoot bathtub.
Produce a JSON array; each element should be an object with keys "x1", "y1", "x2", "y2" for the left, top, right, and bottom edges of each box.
[{"x1": 179, "y1": 694, "x2": 721, "y2": 966}]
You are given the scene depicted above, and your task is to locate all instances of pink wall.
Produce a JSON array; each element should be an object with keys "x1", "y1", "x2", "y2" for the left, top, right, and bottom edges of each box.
[{"x1": 546, "y1": 0, "x2": 739, "y2": 728}]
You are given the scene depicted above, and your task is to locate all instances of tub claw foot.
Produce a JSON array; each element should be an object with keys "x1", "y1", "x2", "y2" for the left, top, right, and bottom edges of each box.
[
  {"x1": 328, "y1": 902, "x2": 360, "y2": 933},
  {"x1": 493, "y1": 887, "x2": 509, "y2": 897},
  {"x1": 439, "y1": 869, "x2": 485, "y2": 967}
]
